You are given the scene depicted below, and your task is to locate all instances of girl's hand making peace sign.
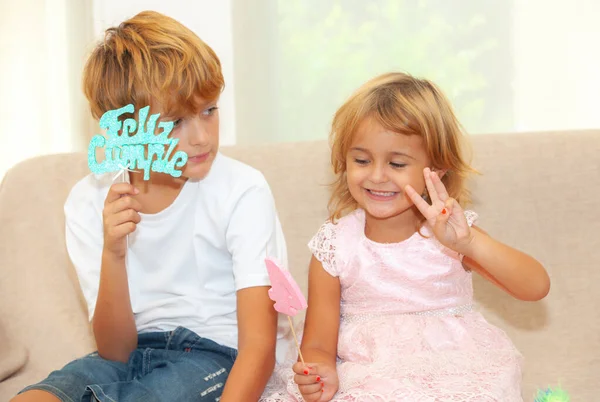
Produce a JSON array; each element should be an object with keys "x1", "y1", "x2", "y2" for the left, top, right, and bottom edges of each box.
[{"x1": 405, "y1": 168, "x2": 474, "y2": 255}]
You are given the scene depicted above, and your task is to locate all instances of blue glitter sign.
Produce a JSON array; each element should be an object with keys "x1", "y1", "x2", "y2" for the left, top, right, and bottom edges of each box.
[{"x1": 88, "y1": 104, "x2": 188, "y2": 180}]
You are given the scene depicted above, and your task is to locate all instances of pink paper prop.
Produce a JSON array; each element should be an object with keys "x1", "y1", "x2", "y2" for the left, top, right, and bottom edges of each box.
[
  {"x1": 265, "y1": 257, "x2": 308, "y2": 365},
  {"x1": 266, "y1": 258, "x2": 308, "y2": 316}
]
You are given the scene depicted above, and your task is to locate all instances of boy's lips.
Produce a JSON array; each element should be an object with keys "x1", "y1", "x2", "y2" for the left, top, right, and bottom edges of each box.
[{"x1": 188, "y1": 152, "x2": 210, "y2": 163}]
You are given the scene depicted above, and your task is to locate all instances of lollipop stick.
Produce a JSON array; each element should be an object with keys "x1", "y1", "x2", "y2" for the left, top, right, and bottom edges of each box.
[
  {"x1": 287, "y1": 315, "x2": 305, "y2": 365},
  {"x1": 122, "y1": 169, "x2": 129, "y2": 249}
]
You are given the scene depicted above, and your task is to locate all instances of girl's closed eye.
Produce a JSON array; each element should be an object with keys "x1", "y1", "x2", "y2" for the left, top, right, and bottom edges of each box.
[
  {"x1": 354, "y1": 158, "x2": 369, "y2": 165},
  {"x1": 390, "y1": 162, "x2": 407, "y2": 168}
]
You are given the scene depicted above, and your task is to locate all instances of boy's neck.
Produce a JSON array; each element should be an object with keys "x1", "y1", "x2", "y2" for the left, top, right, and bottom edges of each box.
[
  {"x1": 364, "y1": 206, "x2": 422, "y2": 244},
  {"x1": 129, "y1": 170, "x2": 187, "y2": 187},
  {"x1": 129, "y1": 171, "x2": 188, "y2": 214}
]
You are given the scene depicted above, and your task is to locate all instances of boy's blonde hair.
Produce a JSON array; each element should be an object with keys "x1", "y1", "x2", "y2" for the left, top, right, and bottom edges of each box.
[
  {"x1": 83, "y1": 11, "x2": 223, "y2": 120},
  {"x1": 329, "y1": 72, "x2": 476, "y2": 222}
]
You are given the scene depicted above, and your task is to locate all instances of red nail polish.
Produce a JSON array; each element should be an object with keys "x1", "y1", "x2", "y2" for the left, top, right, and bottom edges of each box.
[
  {"x1": 303, "y1": 369, "x2": 309, "y2": 375},
  {"x1": 316, "y1": 376, "x2": 321, "y2": 382},
  {"x1": 441, "y1": 208, "x2": 447, "y2": 215}
]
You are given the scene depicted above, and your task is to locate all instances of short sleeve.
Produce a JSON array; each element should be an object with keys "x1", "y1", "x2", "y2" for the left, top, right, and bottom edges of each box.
[
  {"x1": 307, "y1": 221, "x2": 339, "y2": 277},
  {"x1": 226, "y1": 177, "x2": 288, "y2": 291},
  {"x1": 64, "y1": 177, "x2": 104, "y2": 321},
  {"x1": 464, "y1": 210, "x2": 479, "y2": 227}
]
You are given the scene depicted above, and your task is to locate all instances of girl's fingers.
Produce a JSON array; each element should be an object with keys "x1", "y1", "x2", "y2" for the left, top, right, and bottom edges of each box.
[
  {"x1": 405, "y1": 184, "x2": 433, "y2": 218},
  {"x1": 435, "y1": 200, "x2": 453, "y2": 233},
  {"x1": 294, "y1": 373, "x2": 320, "y2": 385},
  {"x1": 431, "y1": 170, "x2": 449, "y2": 201},
  {"x1": 292, "y1": 362, "x2": 315, "y2": 375},
  {"x1": 424, "y1": 168, "x2": 439, "y2": 204},
  {"x1": 298, "y1": 381, "x2": 324, "y2": 395}
]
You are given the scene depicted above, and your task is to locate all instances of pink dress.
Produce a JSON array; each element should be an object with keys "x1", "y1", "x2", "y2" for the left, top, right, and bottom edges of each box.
[{"x1": 262, "y1": 209, "x2": 523, "y2": 402}]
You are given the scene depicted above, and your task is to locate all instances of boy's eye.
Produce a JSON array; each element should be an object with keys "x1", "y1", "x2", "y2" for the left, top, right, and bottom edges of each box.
[
  {"x1": 354, "y1": 159, "x2": 369, "y2": 165},
  {"x1": 390, "y1": 162, "x2": 407, "y2": 168},
  {"x1": 202, "y1": 106, "x2": 219, "y2": 116},
  {"x1": 173, "y1": 118, "x2": 183, "y2": 127}
]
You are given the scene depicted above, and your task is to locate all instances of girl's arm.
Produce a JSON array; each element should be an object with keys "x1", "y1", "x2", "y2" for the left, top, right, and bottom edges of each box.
[
  {"x1": 292, "y1": 256, "x2": 341, "y2": 402},
  {"x1": 220, "y1": 286, "x2": 278, "y2": 402},
  {"x1": 300, "y1": 256, "x2": 341, "y2": 367},
  {"x1": 406, "y1": 168, "x2": 550, "y2": 302},
  {"x1": 462, "y1": 226, "x2": 550, "y2": 301}
]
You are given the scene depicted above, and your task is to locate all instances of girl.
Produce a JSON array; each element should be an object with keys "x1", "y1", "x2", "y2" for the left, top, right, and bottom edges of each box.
[{"x1": 263, "y1": 72, "x2": 550, "y2": 401}]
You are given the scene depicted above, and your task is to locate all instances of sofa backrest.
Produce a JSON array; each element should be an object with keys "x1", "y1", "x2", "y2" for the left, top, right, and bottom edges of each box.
[{"x1": 1, "y1": 130, "x2": 598, "y2": 399}]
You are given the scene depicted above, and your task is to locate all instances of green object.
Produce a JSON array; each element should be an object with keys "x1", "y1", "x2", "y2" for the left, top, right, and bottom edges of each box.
[
  {"x1": 88, "y1": 104, "x2": 188, "y2": 180},
  {"x1": 534, "y1": 387, "x2": 570, "y2": 402}
]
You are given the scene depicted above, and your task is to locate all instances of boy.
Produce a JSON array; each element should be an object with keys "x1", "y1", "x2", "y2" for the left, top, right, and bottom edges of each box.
[{"x1": 13, "y1": 10, "x2": 286, "y2": 402}]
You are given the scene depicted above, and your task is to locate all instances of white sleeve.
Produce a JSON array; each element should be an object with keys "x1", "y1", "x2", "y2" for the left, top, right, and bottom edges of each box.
[
  {"x1": 226, "y1": 177, "x2": 288, "y2": 291},
  {"x1": 64, "y1": 178, "x2": 104, "y2": 321},
  {"x1": 464, "y1": 210, "x2": 479, "y2": 227},
  {"x1": 308, "y1": 221, "x2": 339, "y2": 277}
]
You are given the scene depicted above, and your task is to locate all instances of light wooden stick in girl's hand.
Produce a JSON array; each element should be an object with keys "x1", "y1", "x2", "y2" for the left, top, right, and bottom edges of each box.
[{"x1": 265, "y1": 257, "x2": 308, "y2": 365}]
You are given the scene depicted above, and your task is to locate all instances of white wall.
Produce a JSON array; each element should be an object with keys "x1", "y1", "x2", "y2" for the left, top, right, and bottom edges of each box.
[
  {"x1": 91, "y1": 0, "x2": 237, "y2": 145},
  {"x1": 1, "y1": 1, "x2": 598, "y2": 181},
  {"x1": 230, "y1": 1, "x2": 600, "y2": 146},
  {"x1": 513, "y1": 0, "x2": 600, "y2": 132},
  {"x1": 0, "y1": 0, "x2": 47, "y2": 177},
  {"x1": 0, "y1": 0, "x2": 92, "y2": 179}
]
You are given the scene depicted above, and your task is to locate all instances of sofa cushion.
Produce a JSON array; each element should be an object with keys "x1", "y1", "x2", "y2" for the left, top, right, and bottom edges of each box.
[{"x1": 0, "y1": 320, "x2": 27, "y2": 382}]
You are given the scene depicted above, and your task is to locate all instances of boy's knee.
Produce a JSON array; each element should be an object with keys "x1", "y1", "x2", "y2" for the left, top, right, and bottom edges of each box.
[
  {"x1": 11, "y1": 389, "x2": 62, "y2": 402},
  {"x1": 13, "y1": 354, "x2": 128, "y2": 402}
]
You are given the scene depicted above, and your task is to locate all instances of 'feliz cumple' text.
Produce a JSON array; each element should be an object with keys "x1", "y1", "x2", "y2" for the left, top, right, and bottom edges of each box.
[{"x1": 88, "y1": 104, "x2": 188, "y2": 180}]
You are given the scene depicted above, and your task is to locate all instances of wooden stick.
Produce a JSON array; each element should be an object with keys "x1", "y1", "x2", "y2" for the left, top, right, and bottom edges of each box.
[
  {"x1": 121, "y1": 169, "x2": 130, "y2": 250},
  {"x1": 287, "y1": 315, "x2": 305, "y2": 365}
]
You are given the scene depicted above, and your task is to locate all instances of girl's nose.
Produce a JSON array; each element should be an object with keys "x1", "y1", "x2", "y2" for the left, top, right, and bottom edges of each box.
[{"x1": 368, "y1": 163, "x2": 388, "y2": 184}]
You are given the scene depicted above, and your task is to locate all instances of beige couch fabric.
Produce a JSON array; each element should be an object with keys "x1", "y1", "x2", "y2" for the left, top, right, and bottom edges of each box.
[
  {"x1": 0, "y1": 318, "x2": 27, "y2": 382},
  {"x1": 0, "y1": 130, "x2": 598, "y2": 400}
]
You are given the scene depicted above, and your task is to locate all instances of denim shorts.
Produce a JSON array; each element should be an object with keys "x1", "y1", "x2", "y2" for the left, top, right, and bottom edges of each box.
[{"x1": 19, "y1": 327, "x2": 237, "y2": 402}]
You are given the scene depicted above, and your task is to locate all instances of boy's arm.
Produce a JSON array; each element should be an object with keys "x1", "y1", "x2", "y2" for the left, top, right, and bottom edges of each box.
[
  {"x1": 220, "y1": 286, "x2": 278, "y2": 402},
  {"x1": 92, "y1": 251, "x2": 138, "y2": 363},
  {"x1": 91, "y1": 183, "x2": 141, "y2": 362},
  {"x1": 66, "y1": 181, "x2": 139, "y2": 363},
  {"x1": 221, "y1": 174, "x2": 286, "y2": 400}
]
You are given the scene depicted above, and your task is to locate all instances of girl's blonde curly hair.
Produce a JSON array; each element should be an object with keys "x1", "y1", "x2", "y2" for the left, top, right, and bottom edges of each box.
[{"x1": 328, "y1": 72, "x2": 476, "y2": 222}]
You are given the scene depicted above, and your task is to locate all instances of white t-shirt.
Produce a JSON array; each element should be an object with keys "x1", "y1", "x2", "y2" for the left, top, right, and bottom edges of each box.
[{"x1": 65, "y1": 153, "x2": 290, "y2": 359}]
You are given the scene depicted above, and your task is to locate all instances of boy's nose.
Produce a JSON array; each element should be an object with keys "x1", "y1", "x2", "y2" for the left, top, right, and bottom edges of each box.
[{"x1": 187, "y1": 118, "x2": 209, "y2": 146}]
